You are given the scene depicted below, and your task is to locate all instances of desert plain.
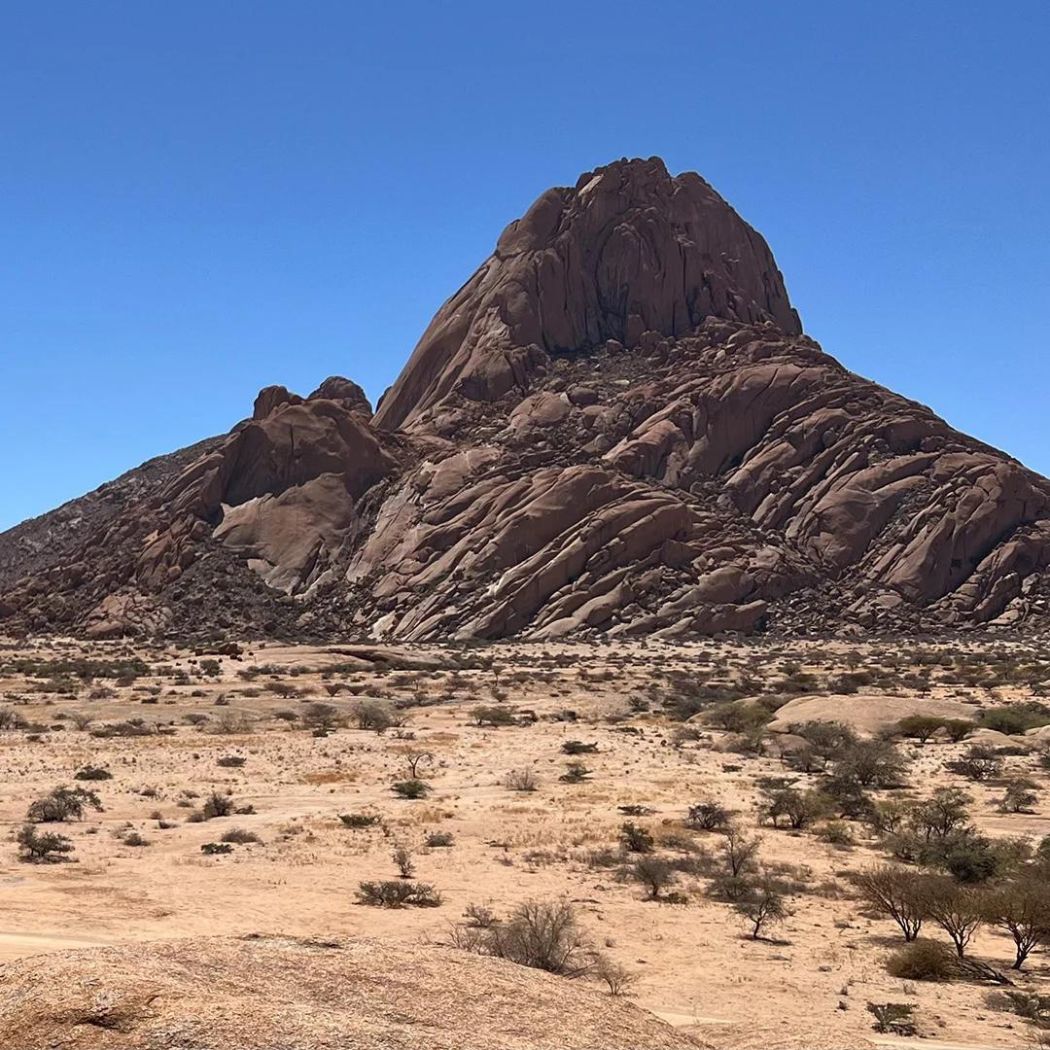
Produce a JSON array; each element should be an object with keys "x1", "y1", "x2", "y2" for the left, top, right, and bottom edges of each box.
[{"x1": 3, "y1": 635, "x2": 1050, "y2": 1050}]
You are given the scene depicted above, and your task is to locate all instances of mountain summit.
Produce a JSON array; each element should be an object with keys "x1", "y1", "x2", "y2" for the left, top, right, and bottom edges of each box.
[
  {"x1": 375, "y1": 157, "x2": 800, "y2": 431},
  {"x1": 3, "y1": 157, "x2": 1049, "y2": 640}
]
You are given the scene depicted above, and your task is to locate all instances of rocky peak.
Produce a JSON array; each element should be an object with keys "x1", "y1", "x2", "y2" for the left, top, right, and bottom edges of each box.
[{"x1": 373, "y1": 156, "x2": 800, "y2": 431}]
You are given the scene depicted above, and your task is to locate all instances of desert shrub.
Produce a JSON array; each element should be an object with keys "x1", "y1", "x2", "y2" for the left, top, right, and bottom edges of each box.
[
  {"x1": 403, "y1": 749, "x2": 433, "y2": 778},
  {"x1": 886, "y1": 939, "x2": 955, "y2": 981},
  {"x1": 707, "y1": 873, "x2": 757, "y2": 902},
  {"x1": 592, "y1": 956, "x2": 636, "y2": 996},
  {"x1": 303, "y1": 702, "x2": 343, "y2": 733},
  {"x1": 561, "y1": 740, "x2": 598, "y2": 754},
  {"x1": 27, "y1": 786, "x2": 102, "y2": 823},
  {"x1": 120, "y1": 831, "x2": 150, "y2": 847},
  {"x1": 686, "y1": 800, "x2": 730, "y2": 831},
  {"x1": 947, "y1": 744, "x2": 1004, "y2": 781},
  {"x1": 220, "y1": 827, "x2": 262, "y2": 844},
  {"x1": 356, "y1": 880, "x2": 441, "y2": 908},
  {"x1": 17, "y1": 824, "x2": 74, "y2": 862},
  {"x1": 559, "y1": 762, "x2": 592, "y2": 783},
  {"x1": 819, "y1": 821, "x2": 854, "y2": 846},
  {"x1": 471, "y1": 705, "x2": 517, "y2": 727},
  {"x1": 980, "y1": 703, "x2": 1050, "y2": 735},
  {"x1": 392, "y1": 779, "x2": 429, "y2": 799},
  {"x1": 941, "y1": 833, "x2": 1001, "y2": 883},
  {"x1": 200, "y1": 792, "x2": 234, "y2": 819},
  {"x1": 201, "y1": 842, "x2": 233, "y2": 855},
  {"x1": 619, "y1": 822, "x2": 654, "y2": 854},
  {"x1": 909, "y1": 787, "x2": 972, "y2": 839},
  {"x1": 703, "y1": 702, "x2": 769, "y2": 734},
  {"x1": 464, "y1": 902, "x2": 498, "y2": 928},
  {"x1": 997, "y1": 990, "x2": 1050, "y2": 1027},
  {"x1": 632, "y1": 856, "x2": 677, "y2": 900},
  {"x1": 788, "y1": 721, "x2": 858, "y2": 768},
  {"x1": 425, "y1": 830, "x2": 454, "y2": 848},
  {"x1": 504, "y1": 768, "x2": 538, "y2": 792},
  {"x1": 0, "y1": 708, "x2": 28, "y2": 731},
  {"x1": 867, "y1": 1003, "x2": 916, "y2": 1036},
  {"x1": 392, "y1": 845, "x2": 415, "y2": 878},
  {"x1": 210, "y1": 711, "x2": 253, "y2": 735},
  {"x1": 339, "y1": 812, "x2": 380, "y2": 829},
  {"x1": 475, "y1": 899, "x2": 596, "y2": 976},
  {"x1": 74, "y1": 765, "x2": 112, "y2": 781},
  {"x1": 216, "y1": 755, "x2": 246, "y2": 768}
]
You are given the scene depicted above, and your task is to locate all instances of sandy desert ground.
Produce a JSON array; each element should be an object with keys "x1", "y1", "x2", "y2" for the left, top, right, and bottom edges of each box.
[{"x1": 3, "y1": 634, "x2": 1050, "y2": 1049}]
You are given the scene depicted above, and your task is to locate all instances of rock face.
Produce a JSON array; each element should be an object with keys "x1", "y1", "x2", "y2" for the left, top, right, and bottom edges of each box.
[
  {"x1": 0, "y1": 935, "x2": 696, "y2": 1050},
  {"x1": 3, "y1": 155, "x2": 1050, "y2": 640}
]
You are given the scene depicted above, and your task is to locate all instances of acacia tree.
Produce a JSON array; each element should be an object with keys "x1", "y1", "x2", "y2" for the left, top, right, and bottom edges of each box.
[
  {"x1": 851, "y1": 866, "x2": 928, "y2": 942},
  {"x1": 735, "y1": 873, "x2": 788, "y2": 940},
  {"x1": 983, "y1": 878, "x2": 1050, "y2": 970},
  {"x1": 720, "y1": 825, "x2": 762, "y2": 878},
  {"x1": 923, "y1": 877, "x2": 985, "y2": 957}
]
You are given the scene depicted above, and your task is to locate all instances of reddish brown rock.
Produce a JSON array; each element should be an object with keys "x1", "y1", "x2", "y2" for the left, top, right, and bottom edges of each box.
[{"x1": 2, "y1": 155, "x2": 1050, "y2": 641}]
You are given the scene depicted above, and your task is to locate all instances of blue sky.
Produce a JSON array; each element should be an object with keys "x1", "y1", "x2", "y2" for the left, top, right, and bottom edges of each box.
[{"x1": 2, "y1": 1, "x2": 1048, "y2": 531}]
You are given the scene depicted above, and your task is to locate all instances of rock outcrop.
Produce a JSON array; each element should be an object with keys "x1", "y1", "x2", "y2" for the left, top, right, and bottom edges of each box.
[
  {"x1": 3, "y1": 156, "x2": 1050, "y2": 640},
  {"x1": 0, "y1": 935, "x2": 696, "y2": 1050}
]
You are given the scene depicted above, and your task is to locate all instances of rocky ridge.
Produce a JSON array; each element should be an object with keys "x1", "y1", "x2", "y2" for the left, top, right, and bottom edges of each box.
[
  {"x1": 0, "y1": 935, "x2": 698, "y2": 1050},
  {"x1": 3, "y1": 156, "x2": 1049, "y2": 640}
]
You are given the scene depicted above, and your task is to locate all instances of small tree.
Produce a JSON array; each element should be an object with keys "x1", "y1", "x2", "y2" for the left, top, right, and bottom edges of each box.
[
  {"x1": 632, "y1": 857, "x2": 676, "y2": 900},
  {"x1": 404, "y1": 750, "x2": 433, "y2": 779},
  {"x1": 998, "y1": 777, "x2": 1039, "y2": 814},
  {"x1": 947, "y1": 745, "x2": 1004, "y2": 782},
  {"x1": 27, "y1": 786, "x2": 103, "y2": 823},
  {"x1": 17, "y1": 823, "x2": 74, "y2": 862},
  {"x1": 354, "y1": 700, "x2": 397, "y2": 734},
  {"x1": 983, "y1": 878, "x2": 1050, "y2": 970},
  {"x1": 392, "y1": 779, "x2": 429, "y2": 799},
  {"x1": 896, "y1": 715, "x2": 945, "y2": 743},
  {"x1": 832, "y1": 739, "x2": 909, "y2": 789},
  {"x1": 687, "y1": 800, "x2": 729, "y2": 831},
  {"x1": 735, "y1": 873, "x2": 788, "y2": 940},
  {"x1": 909, "y1": 787, "x2": 972, "y2": 840},
  {"x1": 720, "y1": 825, "x2": 762, "y2": 878},
  {"x1": 761, "y1": 787, "x2": 828, "y2": 830},
  {"x1": 303, "y1": 702, "x2": 342, "y2": 733},
  {"x1": 851, "y1": 866, "x2": 928, "y2": 942},
  {"x1": 923, "y1": 877, "x2": 985, "y2": 957}
]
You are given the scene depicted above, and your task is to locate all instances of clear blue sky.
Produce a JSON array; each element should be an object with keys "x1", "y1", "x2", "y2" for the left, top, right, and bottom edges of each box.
[{"x1": 2, "y1": 1, "x2": 1048, "y2": 531}]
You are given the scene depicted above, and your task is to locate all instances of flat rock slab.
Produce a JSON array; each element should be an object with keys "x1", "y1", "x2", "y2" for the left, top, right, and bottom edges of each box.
[
  {"x1": 0, "y1": 934, "x2": 699, "y2": 1050},
  {"x1": 767, "y1": 693, "x2": 978, "y2": 736}
]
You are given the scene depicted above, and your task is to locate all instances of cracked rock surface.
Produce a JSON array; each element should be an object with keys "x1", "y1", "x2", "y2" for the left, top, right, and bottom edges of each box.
[{"x1": 3, "y1": 156, "x2": 1049, "y2": 641}]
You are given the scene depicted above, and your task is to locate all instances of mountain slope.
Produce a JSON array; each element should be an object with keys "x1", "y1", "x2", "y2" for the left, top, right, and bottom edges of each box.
[{"x1": 3, "y1": 156, "x2": 1049, "y2": 640}]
